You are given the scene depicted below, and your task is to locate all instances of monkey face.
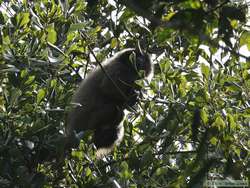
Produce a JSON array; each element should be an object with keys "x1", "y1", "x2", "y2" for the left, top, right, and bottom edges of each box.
[{"x1": 129, "y1": 51, "x2": 152, "y2": 78}]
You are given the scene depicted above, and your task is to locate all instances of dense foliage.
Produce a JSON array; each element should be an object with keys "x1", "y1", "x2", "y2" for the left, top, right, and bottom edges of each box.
[{"x1": 0, "y1": 0, "x2": 249, "y2": 187}]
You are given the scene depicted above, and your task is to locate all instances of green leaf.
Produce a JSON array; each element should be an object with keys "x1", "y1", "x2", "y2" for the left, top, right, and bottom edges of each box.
[
  {"x1": 37, "y1": 89, "x2": 46, "y2": 104},
  {"x1": 227, "y1": 114, "x2": 236, "y2": 130},
  {"x1": 190, "y1": 1, "x2": 201, "y2": 9},
  {"x1": 210, "y1": 137, "x2": 218, "y2": 145},
  {"x1": 10, "y1": 89, "x2": 22, "y2": 107},
  {"x1": 233, "y1": 147, "x2": 241, "y2": 158},
  {"x1": 200, "y1": 108, "x2": 208, "y2": 124},
  {"x1": 213, "y1": 115, "x2": 226, "y2": 130},
  {"x1": 69, "y1": 23, "x2": 86, "y2": 32},
  {"x1": 224, "y1": 82, "x2": 241, "y2": 92},
  {"x1": 50, "y1": 79, "x2": 57, "y2": 88},
  {"x1": 179, "y1": 76, "x2": 188, "y2": 97},
  {"x1": 201, "y1": 63, "x2": 210, "y2": 80},
  {"x1": 110, "y1": 38, "x2": 118, "y2": 49},
  {"x1": 94, "y1": 26, "x2": 101, "y2": 33},
  {"x1": 85, "y1": 167, "x2": 92, "y2": 177},
  {"x1": 240, "y1": 32, "x2": 250, "y2": 50},
  {"x1": 47, "y1": 26, "x2": 57, "y2": 44},
  {"x1": 156, "y1": 28, "x2": 173, "y2": 43},
  {"x1": 24, "y1": 75, "x2": 35, "y2": 85},
  {"x1": 120, "y1": 9, "x2": 134, "y2": 21},
  {"x1": 120, "y1": 161, "x2": 129, "y2": 170},
  {"x1": 71, "y1": 150, "x2": 83, "y2": 159},
  {"x1": 119, "y1": 161, "x2": 132, "y2": 180},
  {"x1": 20, "y1": 69, "x2": 28, "y2": 78},
  {"x1": 242, "y1": 70, "x2": 250, "y2": 80},
  {"x1": 23, "y1": 103, "x2": 33, "y2": 113},
  {"x1": 155, "y1": 167, "x2": 167, "y2": 176},
  {"x1": 17, "y1": 12, "x2": 30, "y2": 27}
]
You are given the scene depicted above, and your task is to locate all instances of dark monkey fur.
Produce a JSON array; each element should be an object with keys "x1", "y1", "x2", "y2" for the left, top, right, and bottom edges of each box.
[{"x1": 66, "y1": 48, "x2": 153, "y2": 156}]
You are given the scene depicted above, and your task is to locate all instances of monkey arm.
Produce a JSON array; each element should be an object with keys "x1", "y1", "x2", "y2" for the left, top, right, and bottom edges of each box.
[
  {"x1": 87, "y1": 103, "x2": 124, "y2": 129},
  {"x1": 100, "y1": 74, "x2": 130, "y2": 104},
  {"x1": 100, "y1": 71, "x2": 142, "y2": 104},
  {"x1": 123, "y1": 89, "x2": 139, "y2": 108},
  {"x1": 124, "y1": 82, "x2": 143, "y2": 107}
]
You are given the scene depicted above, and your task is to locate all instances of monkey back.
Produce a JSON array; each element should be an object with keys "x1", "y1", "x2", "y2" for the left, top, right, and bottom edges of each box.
[{"x1": 66, "y1": 48, "x2": 153, "y2": 150}]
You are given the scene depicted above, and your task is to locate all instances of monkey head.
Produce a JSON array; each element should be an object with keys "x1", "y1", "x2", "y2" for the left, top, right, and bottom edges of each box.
[{"x1": 121, "y1": 48, "x2": 154, "y2": 81}]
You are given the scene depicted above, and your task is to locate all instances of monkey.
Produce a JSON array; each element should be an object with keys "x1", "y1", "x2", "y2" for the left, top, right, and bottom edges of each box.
[{"x1": 66, "y1": 48, "x2": 153, "y2": 156}]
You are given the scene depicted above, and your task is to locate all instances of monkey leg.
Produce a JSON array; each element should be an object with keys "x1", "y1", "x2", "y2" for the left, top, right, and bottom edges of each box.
[
  {"x1": 93, "y1": 123, "x2": 124, "y2": 149},
  {"x1": 93, "y1": 107, "x2": 124, "y2": 149},
  {"x1": 93, "y1": 127, "x2": 117, "y2": 148}
]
